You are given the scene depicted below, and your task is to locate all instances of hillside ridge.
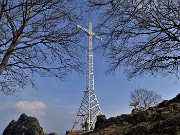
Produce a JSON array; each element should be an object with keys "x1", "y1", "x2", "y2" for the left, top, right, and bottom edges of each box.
[{"x1": 82, "y1": 93, "x2": 180, "y2": 135}]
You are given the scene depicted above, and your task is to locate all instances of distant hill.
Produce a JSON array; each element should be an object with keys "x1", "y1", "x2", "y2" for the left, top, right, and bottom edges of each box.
[{"x1": 81, "y1": 93, "x2": 180, "y2": 135}]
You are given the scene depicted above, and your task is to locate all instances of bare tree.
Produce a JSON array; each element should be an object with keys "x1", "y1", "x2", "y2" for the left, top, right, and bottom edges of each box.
[
  {"x1": 88, "y1": 0, "x2": 180, "y2": 78},
  {"x1": 0, "y1": 0, "x2": 83, "y2": 94},
  {"x1": 130, "y1": 88, "x2": 162, "y2": 109}
]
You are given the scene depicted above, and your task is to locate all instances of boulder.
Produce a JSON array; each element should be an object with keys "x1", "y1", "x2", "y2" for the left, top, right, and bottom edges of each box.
[
  {"x1": 94, "y1": 115, "x2": 106, "y2": 129},
  {"x1": 3, "y1": 113, "x2": 57, "y2": 135}
]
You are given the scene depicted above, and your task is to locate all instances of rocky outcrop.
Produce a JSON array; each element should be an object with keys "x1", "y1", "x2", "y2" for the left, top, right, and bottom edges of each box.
[
  {"x1": 3, "y1": 113, "x2": 57, "y2": 135},
  {"x1": 83, "y1": 93, "x2": 180, "y2": 135},
  {"x1": 94, "y1": 115, "x2": 106, "y2": 129}
]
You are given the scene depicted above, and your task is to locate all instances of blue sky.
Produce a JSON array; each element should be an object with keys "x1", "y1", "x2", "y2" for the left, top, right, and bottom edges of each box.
[
  {"x1": 0, "y1": 5, "x2": 180, "y2": 134},
  {"x1": 0, "y1": 48, "x2": 180, "y2": 134}
]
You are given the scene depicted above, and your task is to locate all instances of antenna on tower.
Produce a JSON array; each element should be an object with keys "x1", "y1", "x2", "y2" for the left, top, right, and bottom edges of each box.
[{"x1": 72, "y1": 21, "x2": 102, "y2": 131}]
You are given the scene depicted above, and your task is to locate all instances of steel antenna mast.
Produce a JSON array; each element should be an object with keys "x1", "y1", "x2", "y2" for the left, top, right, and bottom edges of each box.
[{"x1": 72, "y1": 21, "x2": 102, "y2": 131}]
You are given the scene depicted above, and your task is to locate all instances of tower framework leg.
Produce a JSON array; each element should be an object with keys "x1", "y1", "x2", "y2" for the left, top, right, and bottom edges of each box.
[{"x1": 72, "y1": 21, "x2": 102, "y2": 131}]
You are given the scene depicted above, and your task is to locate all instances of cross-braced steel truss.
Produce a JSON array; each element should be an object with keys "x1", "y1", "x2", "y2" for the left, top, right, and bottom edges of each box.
[{"x1": 72, "y1": 21, "x2": 102, "y2": 131}]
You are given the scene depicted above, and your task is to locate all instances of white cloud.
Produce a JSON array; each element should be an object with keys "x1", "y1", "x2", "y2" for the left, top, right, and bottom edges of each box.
[{"x1": 14, "y1": 101, "x2": 46, "y2": 116}]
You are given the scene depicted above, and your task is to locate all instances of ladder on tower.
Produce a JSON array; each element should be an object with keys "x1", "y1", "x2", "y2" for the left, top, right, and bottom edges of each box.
[{"x1": 72, "y1": 21, "x2": 102, "y2": 131}]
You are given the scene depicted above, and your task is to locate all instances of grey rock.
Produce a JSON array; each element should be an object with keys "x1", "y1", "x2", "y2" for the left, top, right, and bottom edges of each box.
[
  {"x1": 94, "y1": 115, "x2": 106, "y2": 129},
  {"x1": 122, "y1": 121, "x2": 129, "y2": 126},
  {"x1": 3, "y1": 113, "x2": 57, "y2": 135}
]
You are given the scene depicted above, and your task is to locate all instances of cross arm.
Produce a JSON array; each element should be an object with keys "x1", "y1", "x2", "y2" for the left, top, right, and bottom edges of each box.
[
  {"x1": 77, "y1": 24, "x2": 102, "y2": 40},
  {"x1": 94, "y1": 34, "x2": 102, "y2": 40},
  {"x1": 77, "y1": 25, "x2": 89, "y2": 34}
]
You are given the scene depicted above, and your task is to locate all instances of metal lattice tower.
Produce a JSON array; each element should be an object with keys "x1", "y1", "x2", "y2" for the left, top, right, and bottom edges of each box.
[{"x1": 72, "y1": 21, "x2": 102, "y2": 131}]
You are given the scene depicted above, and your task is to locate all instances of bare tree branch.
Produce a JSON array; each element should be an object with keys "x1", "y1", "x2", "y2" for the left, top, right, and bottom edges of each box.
[
  {"x1": 88, "y1": 0, "x2": 180, "y2": 78},
  {"x1": 130, "y1": 88, "x2": 162, "y2": 109},
  {"x1": 0, "y1": 0, "x2": 83, "y2": 94}
]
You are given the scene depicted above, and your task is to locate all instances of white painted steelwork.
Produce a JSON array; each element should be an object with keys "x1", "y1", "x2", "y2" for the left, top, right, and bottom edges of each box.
[{"x1": 72, "y1": 21, "x2": 102, "y2": 131}]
